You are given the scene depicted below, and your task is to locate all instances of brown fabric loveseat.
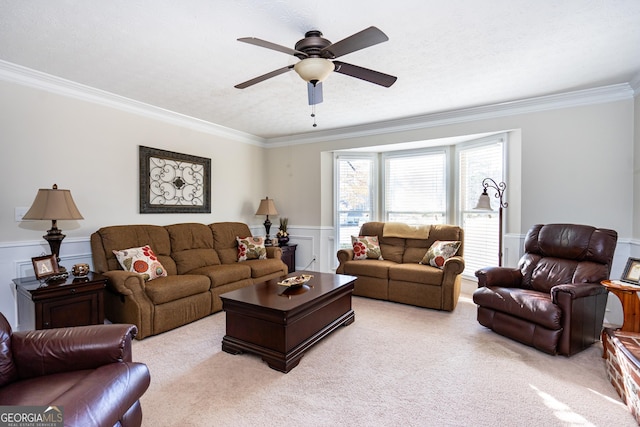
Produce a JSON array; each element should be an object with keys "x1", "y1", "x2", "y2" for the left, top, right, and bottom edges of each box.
[
  {"x1": 91, "y1": 222, "x2": 287, "y2": 339},
  {"x1": 0, "y1": 313, "x2": 150, "y2": 427},
  {"x1": 336, "y1": 222, "x2": 465, "y2": 311}
]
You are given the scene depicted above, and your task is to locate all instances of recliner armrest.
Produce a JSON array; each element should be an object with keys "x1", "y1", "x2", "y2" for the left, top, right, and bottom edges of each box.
[
  {"x1": 475, "y1": 266, "x2": 523, "y2": 288},
  {"x1": 551, "y1": 282, "x2": 607, "y2": 302},
  {"x1": 11, "y1": 324, "x2": 137, "y2": 380}
]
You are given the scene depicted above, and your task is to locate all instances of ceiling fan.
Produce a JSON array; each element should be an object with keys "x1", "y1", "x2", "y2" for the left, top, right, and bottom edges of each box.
[{"x1": 234, "y1": 26, "x2": 397, "y2": 107}]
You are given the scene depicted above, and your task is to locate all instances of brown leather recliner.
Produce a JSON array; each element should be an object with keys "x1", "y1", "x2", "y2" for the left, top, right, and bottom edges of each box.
[
  {"x1": 473, "y1": 223, "x2": 617, "y2": 356},
  {"x1": 0, "y1": 313, "x2": 150, "y2": 427}
]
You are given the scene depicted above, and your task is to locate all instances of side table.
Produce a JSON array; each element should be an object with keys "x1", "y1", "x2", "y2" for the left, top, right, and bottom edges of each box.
[
  {"x1": 602, "y1": 280, "x2": 640, "y2": 333},
  {"x1": 13, "y1": 272, "x2": 107, "y2": 330},
  {"x1": 280, "y1": 244, "x2": 297, "y2": 273}
]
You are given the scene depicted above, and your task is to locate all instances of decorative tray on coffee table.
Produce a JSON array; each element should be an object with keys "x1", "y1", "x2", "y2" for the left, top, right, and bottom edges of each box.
[{"x1": 277, "y1": 274, "x2": 313, "y2": 288}]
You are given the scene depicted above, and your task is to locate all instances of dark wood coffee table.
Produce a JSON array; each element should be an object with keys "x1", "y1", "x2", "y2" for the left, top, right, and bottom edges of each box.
[{"x1": 220, "y1": 271, "x2": 356, "y2": 373}]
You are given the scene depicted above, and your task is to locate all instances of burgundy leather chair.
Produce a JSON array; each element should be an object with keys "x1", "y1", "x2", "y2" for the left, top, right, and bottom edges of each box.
[
  {"x1": 0, "y1": 313, "x2": 150, "y2": 426},
  {"x1": 473, "y1": 223, "x2": 617, "y2": 356}
]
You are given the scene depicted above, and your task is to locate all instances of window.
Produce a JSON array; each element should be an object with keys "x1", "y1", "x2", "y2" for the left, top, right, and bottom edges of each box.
[
  {"x1": 458, "y1": 138, "x2": 505, "y2": 277},
  {"x1": 383, "y1": 150, "x2": 447, "y2": 224},
  {"x1": 335, "y1": 156, "x2": 375, "y2": 249},
  {"x1": 334, "y1": 133, "x2": 506, "y2": 276}
]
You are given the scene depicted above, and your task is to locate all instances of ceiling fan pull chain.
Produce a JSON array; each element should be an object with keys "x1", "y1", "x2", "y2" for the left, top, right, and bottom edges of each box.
[{"x1": 311, "y1": 104, "x2": 317, "y2": 127}]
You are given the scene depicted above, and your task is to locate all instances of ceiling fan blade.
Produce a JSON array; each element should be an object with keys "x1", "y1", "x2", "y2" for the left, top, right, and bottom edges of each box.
[
  {"x1": 238, "y1": 37, "x2": 307, "y2": 57},
  {"x1": 333, "y1": 61, "x2": 397, "y2": 87},
  {"x1": 307, "y1": 82, "x2": 323, "y2": 105},
  {"x1": 321, "y1": 26, "x2": 389, "y2": 59},
  {"x1": 235, "y1": 65, "x2": 295, "y2": 89}
]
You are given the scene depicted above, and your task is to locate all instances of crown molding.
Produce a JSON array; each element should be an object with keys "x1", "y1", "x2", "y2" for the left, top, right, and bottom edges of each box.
[
  {"x1": 266, "y1": 83, "x2": 635, "y2": 146},
  {"x1": 0, "y1": 60, "x2": 635, "y2": 148},
  {"x1": 0, "y1": 60, "x2": 265, "y2": 146}
]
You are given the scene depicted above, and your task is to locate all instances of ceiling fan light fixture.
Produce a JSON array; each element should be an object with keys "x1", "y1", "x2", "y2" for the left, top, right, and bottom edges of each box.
[{"x1": 294, "y1": 58, "x2": 334, "y2": 84}]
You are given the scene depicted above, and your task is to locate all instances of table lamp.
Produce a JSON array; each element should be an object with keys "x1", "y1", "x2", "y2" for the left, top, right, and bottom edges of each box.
[
  {"x1": 255, "y1": 196, "x2": 278, "y2": 246},
  {"x1": 23, "y1": 184, "x2": 84, "y2": 272}
]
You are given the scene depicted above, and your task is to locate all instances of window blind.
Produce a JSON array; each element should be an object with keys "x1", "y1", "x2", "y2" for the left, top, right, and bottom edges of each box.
[{"x1": 384, "y1": 151, "x2": 446, "y2": 225}]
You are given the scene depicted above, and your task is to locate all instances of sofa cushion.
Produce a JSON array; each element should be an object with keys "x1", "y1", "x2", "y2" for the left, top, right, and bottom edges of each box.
[
  {"x1": 352, "y1": 236, "x2": 383, "y2": 260},
  {"x1": 210, "y1": 222, "x2": 253, "y2": 264},
  {"x1": 359, "y1": 222, "x2": 405, "y2": 263},
  {"x1": 166, "y1": 223, "x2": 221, "y2": 274},
  {"x1": 189, "y1": 264, "x2": 252, "y2": 288},
  {"x1": 237, "y1": 236, "x2": 267, "y2": 261},
  {"x1": 342, "y1": 259, "x2": 397, "y2": 279},
  {"x1": 389, "y1": 263, "x2": 444, "y2": 284},
  {"x1": 172, "y1": 249, "x2": 221, "y2": 275},
  {"x1": 402, "y1": 238, "x2": 431, "y2": 264},
  {"x1": 243, "y1": 258, "x2": 287, "y2": 278},
  {"x1": 473, "y1": 286, "x2": 563, "y2": 330},
  {"x1": 420, "y1": 240, "x2": 461, "y2": 268},
  {"x1": 93, "y1": 225, "x2": 177, "y2": 275},
  {"x1": 144, "y1": 275, "x2": 211, "y2": 305},
  {"x1": 113, "y1": 245, "x2": 168, "y2": 281}
]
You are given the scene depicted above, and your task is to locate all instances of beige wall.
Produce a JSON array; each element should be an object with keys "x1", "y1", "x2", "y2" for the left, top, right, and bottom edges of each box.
[
  {"x1": 0, "y1": 81, "x2": 269, "y2": 323},
  {"x1": 1, "y1": 81, "x2": 269, "y2": 242},
  {"x1": 267, "y1": 99, "x2": 635, "y2": 239}
]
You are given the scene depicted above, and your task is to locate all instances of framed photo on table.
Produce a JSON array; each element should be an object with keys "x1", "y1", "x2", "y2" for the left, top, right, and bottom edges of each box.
[
  {"x1": 32, "y1": 255, "x2": 59, "y2": 280},
  {"x1": 621, "y1": 257, "x2": 640, "y2": 284}
]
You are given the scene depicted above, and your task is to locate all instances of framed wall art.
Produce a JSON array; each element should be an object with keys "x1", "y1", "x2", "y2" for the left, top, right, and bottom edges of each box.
[
  {"x1": 621, "y1": 257, "x2": 640, "y2": 285},
  {"x1": 32, "y1": 255, "x2": 59, "y2": 280},
  {"x1": 139, "y1": 146, "x2": 211, "y2": 214}
]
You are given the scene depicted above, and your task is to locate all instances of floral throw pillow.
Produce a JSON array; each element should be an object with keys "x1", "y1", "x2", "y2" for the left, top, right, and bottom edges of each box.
[
  {"x1": 112, "y1": 245, "x2": 167, "y2": 281},
  {"x1": 420, "y1": 240, "x2": 461, "y2": 268},
  {"x1": 351, "y1": 235, "x2": 384, "y2": 260},
  {"x1": 237, "y1": 236, "x2": 267, "y2": 261}
]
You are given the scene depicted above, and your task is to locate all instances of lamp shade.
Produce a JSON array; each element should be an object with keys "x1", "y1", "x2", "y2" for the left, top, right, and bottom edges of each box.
[
  {"x1": 23, "y1": 184, "x2": 84, "y2": 220},
  {"x1": 255, "y1": 197, "x2": 278, "y2": 216},
  {"x1": 294, "y1": 58, "x2": 334, "y2": 83},
  {"x1": 474, "y1": 191, "x2": 493, "y2": 211}
]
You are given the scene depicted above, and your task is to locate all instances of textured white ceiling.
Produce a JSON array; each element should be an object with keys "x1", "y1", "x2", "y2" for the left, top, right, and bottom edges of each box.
[{"x1": 1, "y1": 0, "x2": 640, "y2": 141}]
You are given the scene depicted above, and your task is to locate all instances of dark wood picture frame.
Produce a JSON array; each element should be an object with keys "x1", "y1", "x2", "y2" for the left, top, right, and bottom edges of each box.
[
  {"x1": 32, "y1": 254, "x2": 59, "y2": 280},
  {"x1": 139, "y1": 146, "x2": 211, "y2": 214},
  {"x1": 621, "y1": 257, "x2": 640, "y2": 284}
]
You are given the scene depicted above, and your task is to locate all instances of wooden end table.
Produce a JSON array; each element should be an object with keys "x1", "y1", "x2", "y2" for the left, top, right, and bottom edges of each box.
[
  {"x1": 280, "y1": 244, "x2": 297, "y2": 273},
  {"x1": 602, "y1": 280, "x2": 640, "y2": 333},
  {"x1": 13, "y1": 272, "x2": 107, "y2": 330},
  {"x1": 220, "y1": 271, "x2": 356, "y2": 373}
]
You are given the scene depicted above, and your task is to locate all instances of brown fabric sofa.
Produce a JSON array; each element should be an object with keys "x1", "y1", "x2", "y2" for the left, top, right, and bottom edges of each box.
[
  {"x1": 91, "y1": 222, "x2": 287, "y2": 339},
  {"x1": 336, "y1": 222, "x2": 465, "y2": 311},
  {"x1": 473, "y1": 223, "x2": 617, "y2": 356},
  {"x1": 0, "y1": 313, "x2": 150, "y2": 427}
]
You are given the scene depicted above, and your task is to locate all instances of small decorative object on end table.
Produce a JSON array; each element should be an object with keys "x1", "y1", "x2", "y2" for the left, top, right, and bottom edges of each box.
[
  {"x1": 13, "y1": 272, "x2": 106, "y2": 330},
  {"x1": 277, "y1": 217, "x2": 289, "y2": 246}
]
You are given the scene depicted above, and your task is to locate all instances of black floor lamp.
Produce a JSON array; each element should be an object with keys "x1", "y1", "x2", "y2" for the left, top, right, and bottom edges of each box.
[{"x1": 474, "y1": 178, "x2": 508, "y2": 266}]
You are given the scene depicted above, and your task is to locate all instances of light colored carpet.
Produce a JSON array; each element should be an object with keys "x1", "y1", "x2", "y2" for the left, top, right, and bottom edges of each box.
[{"x1": 132, "y1": 280, "x2": 634, "y2": 426}]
